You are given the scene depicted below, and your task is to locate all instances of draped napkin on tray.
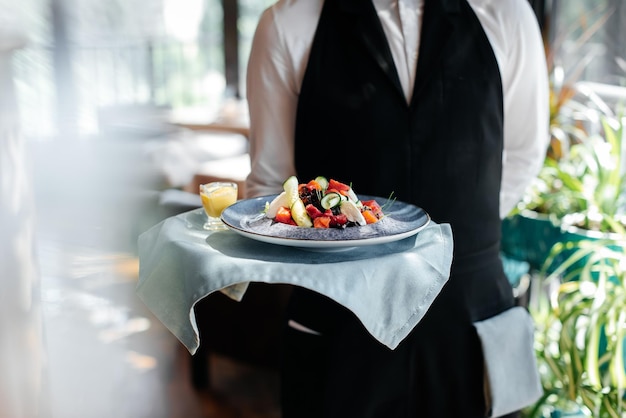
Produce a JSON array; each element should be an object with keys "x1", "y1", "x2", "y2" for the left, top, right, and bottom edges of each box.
[{"x1": 136, "y1": 208, "x2": 453, "y2": 354}]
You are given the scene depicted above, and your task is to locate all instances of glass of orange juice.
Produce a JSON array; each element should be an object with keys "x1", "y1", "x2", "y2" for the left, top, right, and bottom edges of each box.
[{"x1": 199, "y1": 182, "x2": 238, "y2": 230}]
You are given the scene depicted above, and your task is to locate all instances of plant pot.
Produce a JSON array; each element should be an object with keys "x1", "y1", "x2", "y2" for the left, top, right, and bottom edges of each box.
[
  {"x1": 548, "y1": 404, "x2": 590, "y2": 418},
  {"x1": 560, "y1": 222, "x2": 624, "y2": 244},
  {"x1": 501, "y1": 210, "x2": 564, "y2": 271},
  {"x1": 553, "y1": 217, "x2": 625, "y2": 276}
]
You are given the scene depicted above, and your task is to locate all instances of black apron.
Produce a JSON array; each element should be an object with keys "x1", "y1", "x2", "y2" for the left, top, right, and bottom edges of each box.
[{"x1": 283, "y1": 0, "x2": 516, "y2": 416}]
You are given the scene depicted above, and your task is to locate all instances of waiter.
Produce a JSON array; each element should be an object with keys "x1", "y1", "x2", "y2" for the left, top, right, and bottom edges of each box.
[{"x1": 245, "y1": 0, "x2": 549, "y2": 416}]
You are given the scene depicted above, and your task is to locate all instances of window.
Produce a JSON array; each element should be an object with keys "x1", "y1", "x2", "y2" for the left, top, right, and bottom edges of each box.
[
  {"x1": 11, "y1": 0, "x2": 625, "y2": 139},
  {"x1": 547, "y1": 0, "x2": 626, "y2": 108},
  {"x1": 12, "y1": 0, "x2": 271, "y2": 138}
]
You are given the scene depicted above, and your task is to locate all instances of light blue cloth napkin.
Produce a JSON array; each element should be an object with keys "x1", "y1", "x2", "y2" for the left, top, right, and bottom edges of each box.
[
  {"x1": 136, "y1": 209, "x2": 453, "y2": 354},
  {"x1": 474, "y1": 306, "x2": 543, "y2": 417}
]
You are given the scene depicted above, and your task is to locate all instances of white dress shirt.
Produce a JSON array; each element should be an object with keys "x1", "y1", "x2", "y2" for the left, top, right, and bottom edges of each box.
[{"x1": 245, "y1": 0, "x2": 550, "y2": 218}]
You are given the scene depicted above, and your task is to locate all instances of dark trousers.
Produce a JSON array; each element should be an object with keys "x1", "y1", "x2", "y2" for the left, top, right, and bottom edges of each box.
[
  {"x1": 281, "y1": 317, "x2": 520, "y2": 418},
  {"x1": 280, "y1": 256, "x2": 519, "y2": 418}
]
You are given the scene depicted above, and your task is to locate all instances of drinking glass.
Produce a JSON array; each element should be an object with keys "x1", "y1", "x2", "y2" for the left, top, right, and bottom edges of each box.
[{"x1": 199, "y1": 182, "x2": 238, "y2": 230}]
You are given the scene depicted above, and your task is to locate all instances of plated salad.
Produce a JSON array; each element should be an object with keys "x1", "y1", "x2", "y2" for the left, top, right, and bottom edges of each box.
[{"x1": 265, "y1": 176, "x2": 386, "y2": 228}]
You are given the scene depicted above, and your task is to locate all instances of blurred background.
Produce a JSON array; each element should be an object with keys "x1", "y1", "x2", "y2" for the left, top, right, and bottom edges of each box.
[
  {"x1": 0, "y1": 0, "x2": 625, "y2": 417},
  {"x1": 12, "y1": 0, "x2": 270, "y2": 138}
]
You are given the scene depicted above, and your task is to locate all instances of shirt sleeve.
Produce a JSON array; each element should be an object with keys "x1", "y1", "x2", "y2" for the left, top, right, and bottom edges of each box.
[
  {"x1": 245, "y1": 7, "x2": 299, "y2": 198},
  {"x1": 498, "y1": 0, "x2": 550, "y2": 218}
]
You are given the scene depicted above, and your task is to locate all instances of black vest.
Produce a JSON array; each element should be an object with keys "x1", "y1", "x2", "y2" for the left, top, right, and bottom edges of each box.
[{"x1": 294, "y1": 0, "x2": 504, "y2": 259}]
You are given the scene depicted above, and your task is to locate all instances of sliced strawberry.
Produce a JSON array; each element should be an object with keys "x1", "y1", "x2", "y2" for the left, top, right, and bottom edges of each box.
[
  {"x1": 306, "y1": 204, "x2": 324, "y2": 219},
  {"x1": 330, "y1": 213, "x2": 348, "y2": 227},
  {"x1": 328, "y1": 179, "x2": 350, "y2": 192}
]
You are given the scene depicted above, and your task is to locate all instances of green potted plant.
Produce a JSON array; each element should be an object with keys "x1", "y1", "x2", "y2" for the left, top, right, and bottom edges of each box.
[
  {"x1": 519, "y1": 108, "x2": 626, "y2": 418},
  {"x1": 525, "y1": 238, "x2": 626, "y2": 417},
  {"x1": 501, "y1": 5, "x2": 618, "y2": 270},
  {"x1": 503, "y1": 105, "x2": 625, "y2": 271},
  {"x1": 558, "y1": 115, "x2": 626, "y2": 235}
]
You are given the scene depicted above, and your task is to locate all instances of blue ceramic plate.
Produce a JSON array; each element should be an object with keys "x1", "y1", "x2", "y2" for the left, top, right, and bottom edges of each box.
[{"x1": 221, "y1": 194, "x2": 430, "y2": 251}]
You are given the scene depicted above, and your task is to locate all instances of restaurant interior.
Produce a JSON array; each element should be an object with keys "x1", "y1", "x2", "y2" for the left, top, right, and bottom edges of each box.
[{"x1": 1, "y1": 0, "x2": 626, "y2": 417}]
